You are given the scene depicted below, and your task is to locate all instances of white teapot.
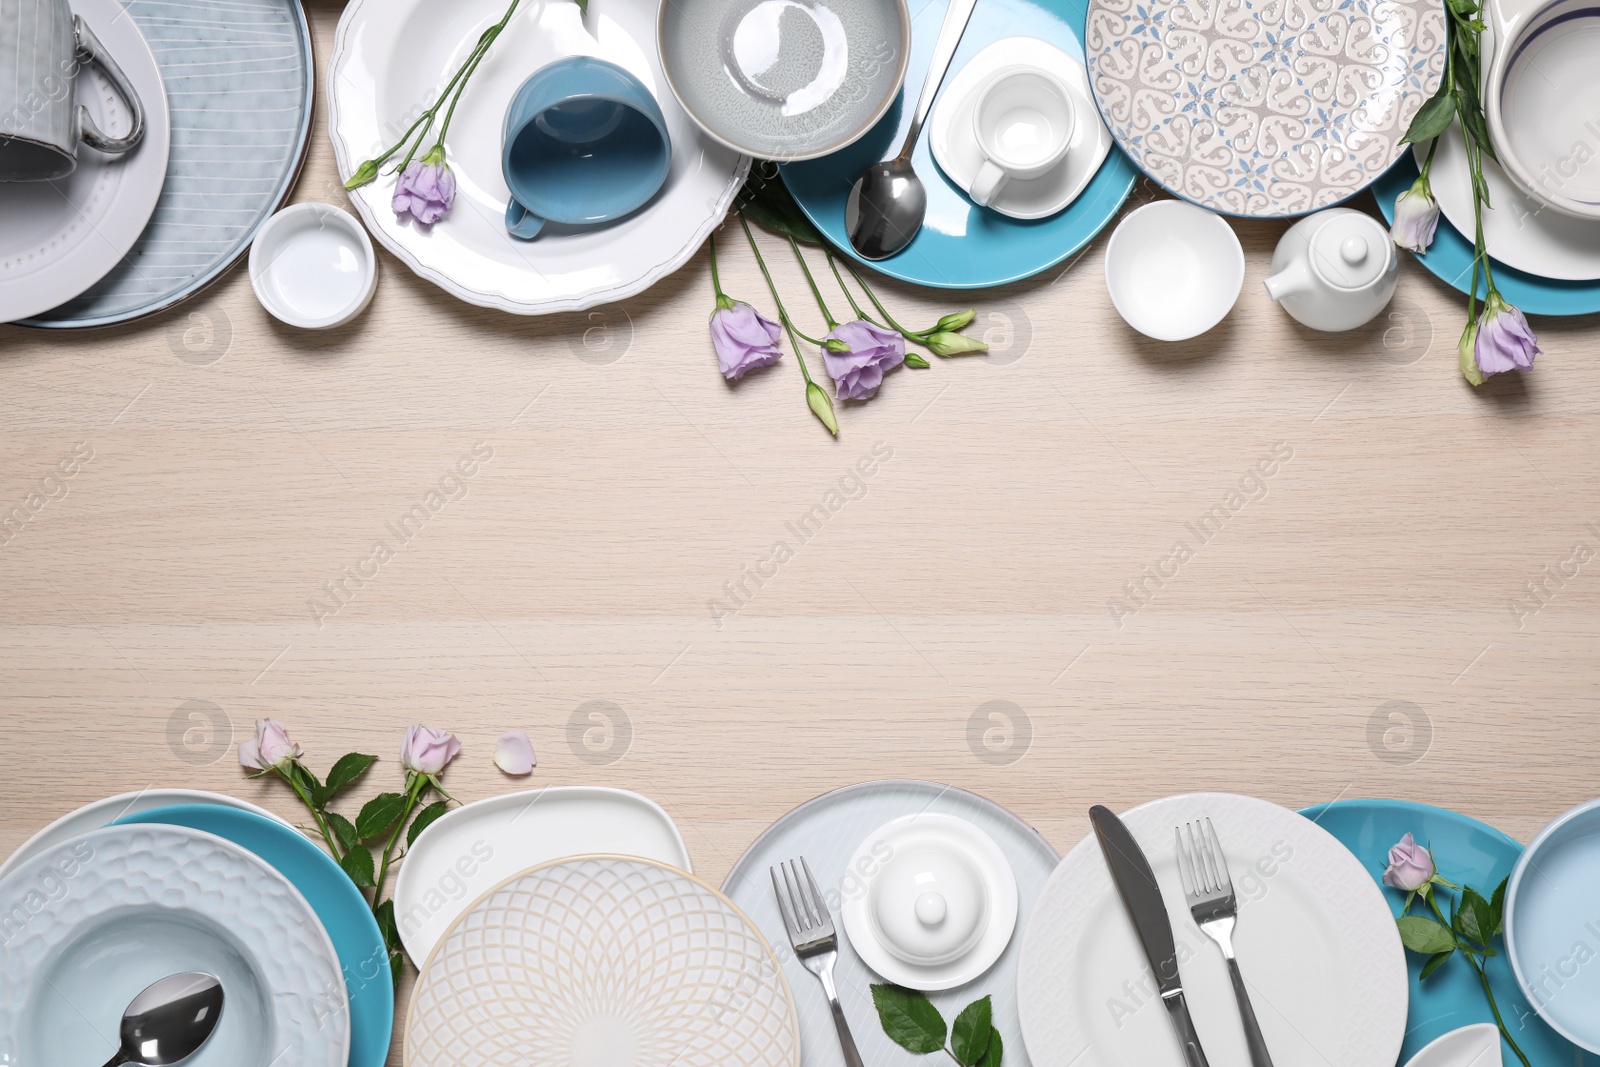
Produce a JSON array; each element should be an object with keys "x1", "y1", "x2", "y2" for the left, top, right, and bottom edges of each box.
[{"x1": 1264, "y1": 208, "x2": 1399, "y2": 332}]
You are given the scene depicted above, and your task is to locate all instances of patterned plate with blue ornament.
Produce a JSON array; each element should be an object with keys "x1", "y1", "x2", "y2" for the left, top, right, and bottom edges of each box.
[{"x1": 1085, "y1": 0, "x2": 1448, "y2": 217}]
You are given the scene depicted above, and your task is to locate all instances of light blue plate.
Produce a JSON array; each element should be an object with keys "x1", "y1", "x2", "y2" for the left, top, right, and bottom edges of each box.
[
  {"x1": 1374, "y1": 156, "x2": 1600, "y2": 317},
  {"x1": 1506, "y1": 798, "x2": 1600, "y2": 1056},
  {"x1": 22, "y1": 0, "x2": 314, "y2": 328},
  {"x1": 113, "y1": 805, "x2": 393, "y2": 1067},
  {"x1": 780, "y1": 0, "x2": 1138, "y2": 289},
  {"x1": 1299, "y1": 799, "x2": 1599, "y2": 1066}
]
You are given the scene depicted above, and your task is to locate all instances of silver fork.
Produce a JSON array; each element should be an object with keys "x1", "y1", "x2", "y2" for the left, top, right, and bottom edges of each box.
[
  {"x1": 1176, "y1": 819, "x2": 1276, "y2": 1067},
  {"x1": 771, "y1": 857, "x2": 865, "y2": 1067}
]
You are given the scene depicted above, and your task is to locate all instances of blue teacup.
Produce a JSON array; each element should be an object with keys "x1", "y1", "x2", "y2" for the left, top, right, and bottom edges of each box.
[{"x1": 502, "y1": 57, "x2": 672, "y2": 240}]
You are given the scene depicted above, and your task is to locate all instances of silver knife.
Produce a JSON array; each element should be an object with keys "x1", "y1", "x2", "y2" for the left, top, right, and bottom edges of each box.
[{"x1": 1090, "y1": 805, "x2": 1211, "y2": 1067}]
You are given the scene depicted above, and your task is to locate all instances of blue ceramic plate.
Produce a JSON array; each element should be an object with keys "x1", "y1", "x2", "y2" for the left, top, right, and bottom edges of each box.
[
  {"x1": 1374, "y1": 156, "x2": 1600, "y2": 317},
  {"x1": 114, "y1": 804, "x2": 393, "y2": 1067},
  {"x1": 780, "y1": 0, "x2": 1138, "y2": 289},
  {"x1": 1298, "y1": 799, "x2": 1599, "y2": 1066}
]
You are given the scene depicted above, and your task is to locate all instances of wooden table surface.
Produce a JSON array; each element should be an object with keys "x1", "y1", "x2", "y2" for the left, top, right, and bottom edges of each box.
[{"x1": 4, "y1": 0, "x2": 1600, "y2": 1052}]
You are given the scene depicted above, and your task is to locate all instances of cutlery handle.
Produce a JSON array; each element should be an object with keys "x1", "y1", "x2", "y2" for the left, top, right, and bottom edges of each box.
[
  {"x1": 1226, "y1": 957, "x2": 1275, "y2": 1067},
  {"x1": 898, "y1": 0, "x2": 981, "y2": 157},
  {"x1": 818, "y1": 965, "x2": 866, "y2": 1067},
  {"x1": 1162, "y1": 991, "x2": 1211, "y2": 1067}
]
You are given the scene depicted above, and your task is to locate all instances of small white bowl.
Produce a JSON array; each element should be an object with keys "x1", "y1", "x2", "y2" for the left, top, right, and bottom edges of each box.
[
  {"x1": 249, "y1": 202, "x2": 377, "y2": 329},
  {"x1": 1105, "y1": 200, "x2": 1243, "y2": 341}
]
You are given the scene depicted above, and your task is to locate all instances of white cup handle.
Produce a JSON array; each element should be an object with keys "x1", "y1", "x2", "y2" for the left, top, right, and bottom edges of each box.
[{"x1": 971, "y1": 159, "x2": 1008, "y2": 207}]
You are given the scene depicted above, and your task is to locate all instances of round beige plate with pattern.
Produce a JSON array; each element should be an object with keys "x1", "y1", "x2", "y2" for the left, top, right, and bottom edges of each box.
[{"x1": 405, "y1": 855, "x2": 800, "y2": 1067}]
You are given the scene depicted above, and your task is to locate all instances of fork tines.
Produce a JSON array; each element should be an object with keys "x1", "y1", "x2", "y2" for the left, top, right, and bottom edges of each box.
[
  {"x1": 770, "y1": 856, "x2": 835, "y2": 953},
  {"x1": 1175, "y1": 817, "x2": 1234, "y2": 902}
]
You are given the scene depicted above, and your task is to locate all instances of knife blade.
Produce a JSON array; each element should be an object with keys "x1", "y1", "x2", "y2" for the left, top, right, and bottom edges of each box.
[{"x1": 1090, "y1": 805, "x2": 1211, "y2": 1067}]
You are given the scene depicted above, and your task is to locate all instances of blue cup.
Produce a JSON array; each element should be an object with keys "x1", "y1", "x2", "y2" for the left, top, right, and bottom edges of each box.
[{"x1": 502, "y1": 57, "x2": 672, "y2": 240}]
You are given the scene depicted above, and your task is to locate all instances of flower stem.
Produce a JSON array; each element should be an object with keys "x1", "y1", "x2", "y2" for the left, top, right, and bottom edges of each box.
[
  {"x1": 741, "y1": 214, "x2": 818, "y2": 385},
  {"x1": 826, "y1": 253, "x2": 878, "y2": 324},
  {"x1": 789, "y1": 236, "x2": 838, "y2": 329},
  {"x1": 392, "y1": 0, "x2": 520, "y2": 173},
  {"x1": 709, "y1": 233, "x2": 725, "y2": 301},
  {"x1": 1424, "y1": 885, "x2": 1532, "y2": 1067},
  {"x1": 373, "y1": 773, "x2": 428, "y2": 901},
  {"x1": 844, "y1": 262, "x2": 924, "y2": 338},
  {"x1": 276, "y1": 765, "x2": 342, "y2": 859}
]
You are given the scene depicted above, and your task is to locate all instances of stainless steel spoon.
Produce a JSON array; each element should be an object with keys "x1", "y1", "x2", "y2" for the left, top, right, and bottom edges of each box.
[
  {"x1": 845, "y1": 0, "x2": 982, "y2": 260},
  {"x1": 100, "y1": 973, "x2": 224, "y2": 1067}
]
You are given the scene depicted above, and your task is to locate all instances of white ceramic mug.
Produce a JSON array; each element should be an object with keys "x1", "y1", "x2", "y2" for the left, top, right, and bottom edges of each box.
[{"x1": 968, "y1": 65, "x2": 1074, "y2": 208}]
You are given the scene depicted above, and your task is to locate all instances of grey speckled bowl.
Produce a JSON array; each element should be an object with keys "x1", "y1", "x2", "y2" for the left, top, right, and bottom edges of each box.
[{"x1": 659, "y1": 0, "x2": 910, "y2": 161}]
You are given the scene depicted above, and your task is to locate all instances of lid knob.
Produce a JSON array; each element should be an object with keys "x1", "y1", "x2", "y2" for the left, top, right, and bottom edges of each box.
[
  {"x1": 1340, "y1": 235, "x2": 1368, "y2": 265},
  {"x1": 915, "y1": 891, "x2": 948, "y2": 927}
]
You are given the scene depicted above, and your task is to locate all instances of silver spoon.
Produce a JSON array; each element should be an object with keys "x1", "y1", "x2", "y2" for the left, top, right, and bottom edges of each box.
[
  {"x1": 100, "y1": 973, "x2": 224, "y2": 1067},
  {"x1": 845, "y1": 0, "x2": 981, "y2": 260}
]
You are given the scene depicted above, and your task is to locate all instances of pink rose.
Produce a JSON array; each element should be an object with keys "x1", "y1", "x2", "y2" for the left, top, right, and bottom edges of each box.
[
  {"x1": 400, "y1": 725, "x2": 460, "y2": 776},
  {"x1": 493, "y1": 731, "x2": 537, "y2": 776},
  {"x1": 239, "y1": 719, "x2": 301, "y2": 771},
  {"x1": 1382, "y1": 832, "x2": 1436, "y2": 892}
]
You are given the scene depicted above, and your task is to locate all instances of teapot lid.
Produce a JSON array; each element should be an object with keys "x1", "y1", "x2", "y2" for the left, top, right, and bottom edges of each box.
[{"x1": 1308, "y1": 211, "x2": 1391, "y2": 290}]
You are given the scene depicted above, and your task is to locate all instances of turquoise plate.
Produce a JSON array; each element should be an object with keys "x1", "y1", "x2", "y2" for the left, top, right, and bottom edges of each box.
[
  {"x1": 1298, "y1": 799, "x2": 1599, "y2": 1066},
  {"x1": 114, "y1": 804, "x2": 393, "y2": 1067},
  {"x1": 780, "y1": 0, "x2": 1138, "y2": 289},
  {"x1": 1374, "y1": 156, "x2": 1600, "y2": 317}
]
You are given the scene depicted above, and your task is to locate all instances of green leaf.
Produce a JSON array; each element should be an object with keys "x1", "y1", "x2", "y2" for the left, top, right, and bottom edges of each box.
[
  {"x1": 1420, "y1": 948, "x2": 1455, "y2": 980},
  {"x1": 408, "y1": 800, "x2": 451, "y2": 846},
  {"x1": 574, "y1": 0, "x2": 587, "y2": 12},
  {"x1": 356, "y1": 791, "x2": 409, "y2": 840},
  {"x1": 1456, "y1": 886, "x2": 1495, "y2": 947},
  {"x1": 327, "y1": 812, "x2": 358, "y2": 852},
  {"x1": 737, "y1": 164, "x2": 823, "y2": 245},
  {"x1": 1446, "y1": 0, "x2": 1478, "y2": 13},
  {"x1": 1397, "y1": 915, "x2": 1458, "y2": 955},
  {"x1": 321, "y1": 752, "x2": 378, "y2": 803},
  {"x1": 389, "y1": 949, "x2": 405, "y2": 988},
  {"x1": 951, "y1": 997, "x2": 993, "y2": 1065},
  {"x1": 1402, "y1": 91, "x2": 1456, "y2": 145},
  {"x1": 286, "y1": 761, "x2": 322, "y2": 797},
  {"x1": 976, "y1": 1027, "x2": 1003, "y2": 1067},
  {"x1": 339, "y1": 846, "x2": 376, "y2": 888},
  {"x1": 870, "y1": 984, "x2": 946, "y2": 1054},
  {"x1": 1490, "y1": 877, "x2": 1507, "y2": 935},
  {"x1": 374, "y1": 899, "x2": 400, "y2": 948}
]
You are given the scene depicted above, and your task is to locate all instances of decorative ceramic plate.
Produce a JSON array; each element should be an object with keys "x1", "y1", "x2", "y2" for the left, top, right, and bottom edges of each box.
[
  {"x1": 1375, "y1": 153, "x2": 1600, "y2": 315},
  {"x1": 1299, "y1": 799, "x2": 1595, "y2": 1067},
  {"x1": 781, "y1": 0, "x2": 1138, "y2": 288},
  {"x1": 328, "y1": 0, "x2": 748, "y2": 315},
  {"x1": 0, "y1": 787, "x2": 289, "y2": 882},
  {"x1": 113, "y1": 805, "x2": 394, "y2": 1067},
  {"x1": 405, "y1": 856, "x2": 799, "y2": 1067},
  {"x1": 21, "y1": 0, "x2": 314, "y2": 329},
  {"x1": 0, "y1": 0, "x2": 169, "y2": 324},
  {"x1": 394, "y1": 785, "x2": 691, "y2": 964},
  {"x1": 722, "y1": 780, "x2": 1059, "y2": 1067},
  {"x1": 1018, "y1": 793, "x2": 1408, "y2": 1067},
  {"x1": 1084, "y1": 0, "x2": 1448, "y2": 217},
  {"x1": 0, "y1": 824, "x2": 349, "y2": 1067}
]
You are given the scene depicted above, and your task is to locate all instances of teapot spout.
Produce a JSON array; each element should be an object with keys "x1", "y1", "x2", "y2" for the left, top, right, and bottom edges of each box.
[{"x1": 1264, "y1": 259, "x2": 1314, "y2": 303}]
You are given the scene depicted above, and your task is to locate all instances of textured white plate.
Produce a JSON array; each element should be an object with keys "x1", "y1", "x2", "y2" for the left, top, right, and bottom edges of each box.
[
  {"x1": 328, "y1": 0, "x2": 748, "y2": 315},
  {"x1": 405, "y1": 855, "x2": 799, "y2": 1067},
  {"x1": 1400, "y1": 1024, "x2": 1502, "y2": 1067},
  {"x1": 1018, "y1": 793, "x2": 1407, "y2": 1067},
  {"x1": 0, "y1": 788, "x2": 289, "y2": 882},
  {"x1": 722, "y1": 780, "x2": 1059, "y2": 1067},
  {"x1": 393, "y1": 785, "x2": 691, "y2": 964},
  {"x1": 0, "y1": 824, "x2": 348, "y2": 1067},
  {"x1": 0, "y1": 0, "x2": 169, "y2": 323}
]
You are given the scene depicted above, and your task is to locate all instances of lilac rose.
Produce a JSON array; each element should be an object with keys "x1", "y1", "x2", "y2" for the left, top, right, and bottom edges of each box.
[
  {"x1": 1381, "y1": 832, "x2": 1436, "y2": 892},
  {"x1": 400, "y1": 725, "x2": 460, "y2": 776},
  {"x1": 392, "y1": 146, "x2": 456, "y2": 226},
  {"x1": 822, "y1": 320, "x2": 905, "y2": 400},
  {"x1": 710, "y1": 299, "x2": 783, "y2": 380}
]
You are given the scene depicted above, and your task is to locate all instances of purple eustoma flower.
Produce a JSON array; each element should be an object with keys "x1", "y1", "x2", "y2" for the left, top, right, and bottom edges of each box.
[
  {"x1": 1390, "y1": 174, "x2": 1441, "y2": 254},
  {"x1": 1473, "y1": 292, "x2": 1540, "y2": 378},
  {"x1": 710, "y1": 298, "x2": 783, "y2": 380},
  {"x1": 822, "y1": 320, "x2": 905, "y2": 400},
  {"x1": 392, "y1": 146, "x2": 456, "y2": 226}
]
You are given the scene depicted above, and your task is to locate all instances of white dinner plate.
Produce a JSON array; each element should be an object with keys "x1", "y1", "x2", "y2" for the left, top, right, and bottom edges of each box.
[
  {"x1": 393, "y1": 784, "x2": 691, "y2": 964},
  {"x1": 1419, "y1": 126, "x2": 1600, "y2": 281},
  {"x1": 328, "y1": 0, "x2": 748, "y2": 315},
  {"x1": 929, "y1": 36, "x2": 1111, "y2": 221},
  {"x1": 1017, "y1": 793, "x2": 1407, "y2": 1067},
  {"x1": 0, "y1": 787, "x2": 289, "y2": 882},
  {"x1": 0, "y1": 0, "x2": 169, "y2": 323},
  {"x1": 0, "y1": 824, "x2": 348, "y2": 1067},
  {"x1": 405, "y1": 855, "x2": 799, "y2": 1067}
]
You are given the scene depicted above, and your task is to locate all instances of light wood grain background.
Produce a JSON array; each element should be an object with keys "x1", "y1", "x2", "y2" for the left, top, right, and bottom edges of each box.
[{"x1": 3, "y1": 0, "x2": 1600, "y2": 1054}]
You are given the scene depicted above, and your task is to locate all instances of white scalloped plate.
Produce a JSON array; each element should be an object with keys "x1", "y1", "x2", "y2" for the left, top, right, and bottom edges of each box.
[
  {"x1": 0, "y1": 824, "x2": 348, "y2": 1067},
  {"x1": 1017, "y1": 792, "x2": 1407, "y2": 1067},
  {"x1": 406, "y1": 855, "x2": 799, "y2": 1067},
  {"x1": 328, "y1": 0, "x2": 748, "y2": 315}
]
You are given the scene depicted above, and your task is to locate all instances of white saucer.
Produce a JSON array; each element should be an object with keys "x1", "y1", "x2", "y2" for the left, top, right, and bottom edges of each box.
[
  {"x1": 840, "y1": 811, "x2": 1018, "y2": 991},
  {"x1": 393, "y1": 785, "x2": 691, "y2": 964},
  {"x1": 929, "y1": 37, "x2": 1111, "y2": 221},
  {"x1": 1400, "y1": 1025, "x2": 1502, "y2": 1067},
  {"x1": 1419, "y1": 125, "x2": 1600, "y2": 281}
]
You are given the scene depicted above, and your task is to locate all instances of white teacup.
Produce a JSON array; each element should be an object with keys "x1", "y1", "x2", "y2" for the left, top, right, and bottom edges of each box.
[{"x1": 968, "y1": 66, "x2": 1075, "y2": 208}]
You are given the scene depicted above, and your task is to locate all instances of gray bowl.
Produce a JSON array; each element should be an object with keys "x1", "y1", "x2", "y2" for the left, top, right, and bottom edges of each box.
[{"x1": 659, "y1": 0, "x2": 910, "y2": 161}]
